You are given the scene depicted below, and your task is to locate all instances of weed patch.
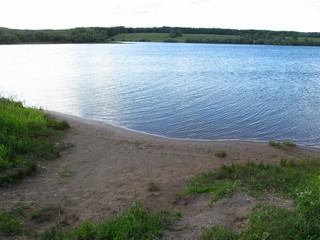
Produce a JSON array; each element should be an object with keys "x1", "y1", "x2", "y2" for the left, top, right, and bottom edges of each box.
[
  {"x1": 31, "y1": 206, "x2": 64, "y2": 222},
  {"x1": 203, "y1": 225, "x2": 238, "y2": 240},
  {"x1": 59, "y1": 170, "x2": 73, "y2": 178},
  {"x1": 147, "y1": 182, "x2": 160, "y2": 192},
  {"x1": 192, "y1": 158, "x2": 320, "y2": 239},
  {"x1": 0, "y1": 211, "x2": 23, "y2": 236},
  {"x1": 43, "y1": 202, "x2": 171, "y2": 240},
  {"x1": 269, "y1": 140, "x2": 296, "y2": 151},
  {"x1": 214, "y1": 150, "x2": 227, "y2": 158}
]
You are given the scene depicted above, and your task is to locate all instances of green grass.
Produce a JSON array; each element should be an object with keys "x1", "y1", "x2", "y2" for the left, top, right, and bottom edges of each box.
[
  {"x1": 214, "y1": 150, "x2": 227, "y2": 158},
  {"x1": 1, "y1": 202, "x2": 172, "y2": 239},
  {"x1": 186, "y1": 159, "x2": 320, "y2": 199},
  {"x1": 240, "y1": 203, "x2": 315, "y2": 240},
  {"x1": 31, "y1": 206, "x2": 64, "y2": 222},
  {"x1": 0, "y1": 97, "x2": 70, "y2": 186},
  {"x1": 42, "y1": 202, "x2": 170, "y2": 240},
  {"x1": 147, "y1": 182, "x2": 160, "y2": 192},
  {"x1": 184, "y1": 158, "x2": 320, "y2": 239},
  {"x1": 203, "y1": 225, "x2": 238, "y2": 240},
  {"x1": 269, "y1": 140, "x2": 296, "y2": 150},
  {"x1": 59, "y1": 170, "x2": 73, "y2": 178},
  {"x1": 112, "y1": 33, "x2": 239, "y2": 43},
  {"x1": 0, "y1": 211, "x2": 23, "y2": 236}
]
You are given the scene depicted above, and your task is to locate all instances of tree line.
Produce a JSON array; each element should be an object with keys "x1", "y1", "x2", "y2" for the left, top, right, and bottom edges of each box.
[{"x1": 1, "y1": 26, "x2": 319, "y2": 46}]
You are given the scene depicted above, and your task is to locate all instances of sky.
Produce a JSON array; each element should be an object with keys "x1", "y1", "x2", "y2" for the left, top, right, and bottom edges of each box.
[{"x1": 1, "y1": 0, "x2": 320, "y2": 32}]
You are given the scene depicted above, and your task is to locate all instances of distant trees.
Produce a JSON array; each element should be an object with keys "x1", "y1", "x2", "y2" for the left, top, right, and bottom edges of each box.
[
  {"x1": 169, "y1": 29, "x2": 182, "y2": 38},
  {"x1": 0, "y1": 26, "x2": 319, "y2": 46}
]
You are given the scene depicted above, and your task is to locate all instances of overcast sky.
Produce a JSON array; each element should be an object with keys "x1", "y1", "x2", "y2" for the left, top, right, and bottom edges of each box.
[{"x1": 1, "y1": 0, "x2": 320, "y2": 32}]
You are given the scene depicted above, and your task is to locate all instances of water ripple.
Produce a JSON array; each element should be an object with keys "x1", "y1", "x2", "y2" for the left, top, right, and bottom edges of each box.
[{"x1": 1, "y1": 43, "x2": 320, "y2": 146}]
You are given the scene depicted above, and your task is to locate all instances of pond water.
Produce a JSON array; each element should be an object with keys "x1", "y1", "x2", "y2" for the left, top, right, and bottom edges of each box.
[{"x1": 1, "y1": 43, "x2": 320, "y2": 146}]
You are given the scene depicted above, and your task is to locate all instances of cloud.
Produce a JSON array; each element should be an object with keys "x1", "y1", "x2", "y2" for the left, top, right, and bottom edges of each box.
[{"x1": 1, "y1": 0, "x2": 319, "y2": 31}]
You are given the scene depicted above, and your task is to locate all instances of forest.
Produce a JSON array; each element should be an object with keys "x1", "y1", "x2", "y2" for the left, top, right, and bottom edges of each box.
[{"x1": 1, "y1": 26, "x2": 320, "y2": 46}]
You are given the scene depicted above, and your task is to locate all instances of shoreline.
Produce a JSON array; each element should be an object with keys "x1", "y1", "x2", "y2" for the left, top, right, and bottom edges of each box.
[
  {"x1": 47, "y1": 110, "x2": 320, "y2": 151},
  {"x1": 1, "y1": 109, "x2": 319, "y2": 235}
]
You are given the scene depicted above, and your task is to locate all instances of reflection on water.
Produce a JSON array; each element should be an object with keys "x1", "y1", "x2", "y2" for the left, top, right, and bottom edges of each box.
[{"x1": 0, "y1": 43, "x2": 320, "y2": 146}]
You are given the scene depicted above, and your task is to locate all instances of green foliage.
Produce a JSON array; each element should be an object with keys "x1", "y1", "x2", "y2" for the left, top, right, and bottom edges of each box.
[
  {"x1": 187, "y1": 176, "x2": 242, "y2": 201},
  {"x1": 186, "y1": 159, "x2": 320, "y2": 200},
  {"x1": 47, "y1": 119, "x2": 70, "y2": 130},
  {"x1": 0, "y1": 211, "x2": 23, "y2": 236},
  {"x1": 269, "y1": 140, "x2": 281, "y2": 147},
  {"x1": 283, "y1": 141, "x2": 296, "y2": 147},
  {"x1": 241, "y1": 204, "x2": 313, "y2": 240},
  {"x1": 269, "y1": 140, "x2": 296, "y2": 150},
  {"x1": 194, "y1": 159, "x2": 320, "y2": 239},
  {"x1": 0, "y1": 97, "x2": 69, "y2": 185},
  {"x1": 203, "y1": 225, "x2": 239, "y2": 240},
  {"x1": 1, "y1": 26, "x2": 320, "y2": 46},
  {"x1": 214, "y1": 150, "x2": 227, "y2": 158},
  {"x1": 59, "y1": 170, "x2": 73, "y2": 178},
  {"x1": 147, "y1": 182, "x2": 160, "y2": 192},
  {"x1": 169, "y1": 28, "x2": 182, "y2": 38},
  {"x1": 31, "y1": 206, "x2": 64, "y2": 222},
  {"x1": 42, "y1": 202, "x2": 170, "y2": 240}
]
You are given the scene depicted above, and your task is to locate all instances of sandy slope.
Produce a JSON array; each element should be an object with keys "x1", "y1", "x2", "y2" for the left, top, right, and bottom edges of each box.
[{"x1": 1, "y1": 111, "x2": 319, "y2": 238}]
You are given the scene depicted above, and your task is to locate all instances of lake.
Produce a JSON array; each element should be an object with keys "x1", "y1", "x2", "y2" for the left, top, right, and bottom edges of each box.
[{"x1": 0, "y1": 43, "x2": 320, "y2": 147}]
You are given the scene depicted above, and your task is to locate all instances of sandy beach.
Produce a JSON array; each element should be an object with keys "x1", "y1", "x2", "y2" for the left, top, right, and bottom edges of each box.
[{"x1": 1, "y1": 111, "x2": 319, "y2": 238}]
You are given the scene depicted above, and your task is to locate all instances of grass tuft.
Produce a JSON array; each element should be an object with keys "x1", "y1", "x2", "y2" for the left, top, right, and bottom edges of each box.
[
  {"x1": 147, "y1": 182, "x2": 160, "y2": 192},
  {"x1": 269, "y1": 140, "x2": 296, "y2": 151},
  {"x1": 31, "y1": 206, "x2": 64, "y2": 222},
  {"x1": 214, "y1": 150, "x2": 227, "y2": 158},
  {"x1": 203, "y1": 225, "x2": 238, "y2": 240},
  {"x1": 59, "y1": 170, "x2": 73, "y2": 178}
]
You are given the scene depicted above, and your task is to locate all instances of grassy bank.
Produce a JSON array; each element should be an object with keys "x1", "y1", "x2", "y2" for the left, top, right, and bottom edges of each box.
[
  {"x1": 185, "y1": 159, "x2": 320, "y2": 239},
  {"x1": 112, "y1": 32, "x2": 239, "y2": 43},
  {"x1": 0, "y1": 97, "x2": 69, "y2": 186},
  {"x1": 2, "y1": 158, "x2": 319, "y2": 239},
  {"x1": 111, "y1": 32, "x2": 320, "y2": 45}
]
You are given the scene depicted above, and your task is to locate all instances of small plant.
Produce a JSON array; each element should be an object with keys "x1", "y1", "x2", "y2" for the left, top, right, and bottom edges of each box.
[
  {"x1": 283, "y1": 141, "x2": 296, "y2": 147},
  {"x1": 59, "y1": 170, "x2": 73, "y2": 178},
  {"x1": 171, "y1": 192, "x2": 187, "y2": 205},
  {"x1": 214, "y1": 150, "x2": 227, "y2": 158},
  {"x1": 269, "y1": 141, "x2": 281, "y2": 147},
  {"x1": 147, "y1": 182, "x2": 160, "y2": 192},
  {"x1": 47, "y1": 119, "x2": 70, "y2": 130},
  {"x1": 269, "y1": 140, "x2": 296, "y2": 151},
  {"x1": 169, "y1": 211, "x2": 183, "y2": 218},
  {"x1": 13, "y1": 202, "x2": 30, "y2": 217},
  {"x1": 31, "y1": 206, "x2": 64, "y2": 222}
]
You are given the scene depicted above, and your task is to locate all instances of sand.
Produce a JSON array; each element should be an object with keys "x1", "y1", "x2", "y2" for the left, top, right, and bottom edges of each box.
[{"x1": 1, "y1": 111, "x2": 319, "y2": 238}]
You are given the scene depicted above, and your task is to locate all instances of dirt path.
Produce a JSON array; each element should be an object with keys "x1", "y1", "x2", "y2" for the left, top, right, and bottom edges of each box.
[{"x1": 1, "y1": 112, "x2": 319, "y2": 238}]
